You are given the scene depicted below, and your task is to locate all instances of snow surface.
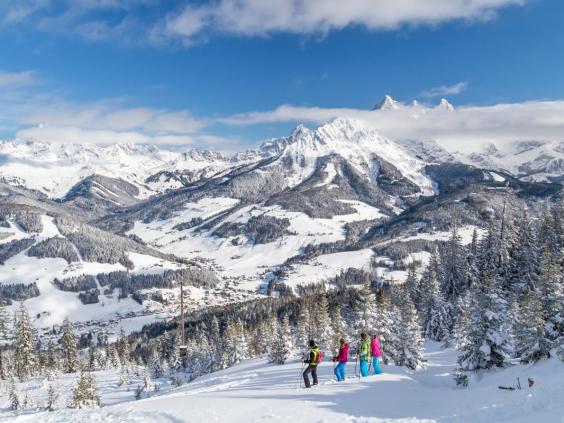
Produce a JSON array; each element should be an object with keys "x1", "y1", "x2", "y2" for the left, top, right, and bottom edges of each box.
[
  {"x1": 2, "y1": 342, "x2": 562, "y2": 422},
  {"x1": 129, "y1": 198, "x2": 385, "y2": 290},
  {"x1": 0, "y1": 141, "x2": 236, "y2": 199},
  {"x1": 0, "y1": 215, "x2": 183, "y2": 332}
]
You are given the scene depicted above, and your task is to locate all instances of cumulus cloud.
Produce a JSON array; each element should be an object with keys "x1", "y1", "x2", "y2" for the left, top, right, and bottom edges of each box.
[
  {"x1": 420, "y1": 81, "x2": 468, "y2": 98},
  {"x1": 162, "y1": 0, "x2": 525, "y2": 43},
  {"x1": 219, "y1": 99, "x2": 564, "y2": 153},
  {"x1": 0, "y1": 0, "x2": 526, "y2": 45}
]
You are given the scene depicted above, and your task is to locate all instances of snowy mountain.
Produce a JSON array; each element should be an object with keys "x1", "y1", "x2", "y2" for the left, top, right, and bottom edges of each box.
[
  {"x1": 1, "y1": 116, "x2": 562, "y2": 336},
  {"x1": 0, "y1": 140, "x2": 237, "y2": 199}
]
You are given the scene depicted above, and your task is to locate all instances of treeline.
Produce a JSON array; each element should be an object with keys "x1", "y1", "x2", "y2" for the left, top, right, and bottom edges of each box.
[
  {"x1": 28, "y1": 237, "x2": 79, "y2": 263},
  {"x1": 0, "y1": 283, "x2": 40, "y2": 305},
  {"x1": 0, "y1": 238, "x2": 35, "y2": 265},
  {"x1": 96, "y1": 267, "x2": 219, "y2": 299}
]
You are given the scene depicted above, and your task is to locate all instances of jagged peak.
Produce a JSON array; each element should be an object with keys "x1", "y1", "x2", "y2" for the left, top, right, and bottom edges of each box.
[
  {"x1": 436, "y1": 98, "x2": 454, "y2": 111},
  {"x1": 373, "y1": 95, "x2": 401, "y2": 111}
]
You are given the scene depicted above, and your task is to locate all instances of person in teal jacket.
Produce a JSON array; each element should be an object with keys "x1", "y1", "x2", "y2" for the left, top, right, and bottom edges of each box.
[{"x1": 358, "y1": 333, "x2": 370, "y2": 377}]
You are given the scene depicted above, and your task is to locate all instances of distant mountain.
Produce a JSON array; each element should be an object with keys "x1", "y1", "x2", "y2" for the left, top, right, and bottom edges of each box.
[{"x1": 0, "y1": 140, "x2": 238, "y2": 199}]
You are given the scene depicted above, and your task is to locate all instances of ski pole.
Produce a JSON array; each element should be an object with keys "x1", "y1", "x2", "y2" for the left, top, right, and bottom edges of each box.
[{"x1": 297, "y1": 362, "x2": 306, "y2": 389}]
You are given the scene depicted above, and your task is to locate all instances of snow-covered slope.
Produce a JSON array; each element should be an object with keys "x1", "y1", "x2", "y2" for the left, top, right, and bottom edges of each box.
[
  {"x1": 0, "y1": 141, "x2": 236, "y2": 199},
  {"x1": 3, "y1": 342, "x2": 562, "y2": 423},
  {"x1": 459, "y1": 140, "x2": 564, "y2": 182},
  {"x1": 260, "y1": 118, "x2": 435, "y2": 195}
]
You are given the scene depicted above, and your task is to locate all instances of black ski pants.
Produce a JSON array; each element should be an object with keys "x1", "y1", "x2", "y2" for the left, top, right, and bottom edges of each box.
[{"x1": 303, "y1": 364, "x2": 318, "y2": 388}]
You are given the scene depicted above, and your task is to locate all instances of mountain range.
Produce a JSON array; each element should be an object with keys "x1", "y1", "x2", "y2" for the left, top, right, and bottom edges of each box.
[{"x1": 1, "y1": 105, "x2": 562, "y2": 340}]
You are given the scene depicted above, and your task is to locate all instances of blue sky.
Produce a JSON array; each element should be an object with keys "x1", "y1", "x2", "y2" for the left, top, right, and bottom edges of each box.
[{"x1": 1, "y1": 0, "x2": 563, "y2": 153}]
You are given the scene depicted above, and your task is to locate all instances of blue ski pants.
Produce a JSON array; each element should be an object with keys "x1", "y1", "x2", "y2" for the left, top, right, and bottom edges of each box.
[
  {"x1": 360, "y1": 359, "x2": 369, "y2": 377},
  {"x1": 372, "y1": 357, "x2": 383, "y2": 375},
  {"x1": 334, "y1": 362, "x2": 346, "y2": 381}
]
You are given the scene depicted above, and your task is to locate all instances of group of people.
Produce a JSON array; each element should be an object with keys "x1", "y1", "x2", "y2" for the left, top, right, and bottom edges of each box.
[{"x1": 302, "y1": 333, "x2": 383, "y2": 388}]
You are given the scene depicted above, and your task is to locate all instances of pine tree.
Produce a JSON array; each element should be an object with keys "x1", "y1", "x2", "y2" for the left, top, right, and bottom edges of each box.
[
  {"x1": 60, "y1": 317, "x2": 79, "y2": 373},
  {"x1": 313, "y1": 294, "x2": 332, "y2": 351},
  {"x1": 269, "y1": 314, "x2": 293, "y2": 364},
  {"x1": 420, "y1": 251, "x2": 452, "y2": 341},
  {"x1": 45, "y1": 383, "x2": 58, "y2": 411},
  {"x1": 69, "y1": 371, "x2": 100, "y2": 409},
  {"x1": 404, "y1": 265, "x2": 421, "y2": 309},
  {"x1": 440, "y1": 228, "x2": 469, "y2": 304},
  {"x1": 9, "y1": 379, "x2": 20, "y2": 410},
  {"x1": 149, "y1": 349, "x2": 164, "y2": 379},
  {"x1": 356, "y1": 278, "x2": 378, "y2": 334},
  {"x1": 392, "y1": 284, "x2": 424, "y2": 369},
  {"x1": 456, "y1": 266, "x2": 510, "y2": 372},
  {"x1": 373, "y1": 289, "x2": 396, "y2": 365},
  {"x1": 0, "y1": 302, "x2": 7, "y2": 339},
  {"x1": 297, "y1": 299, "x2": 313, "y2": 351},
  {"x1": 118, "y1": 365, "x2": 131, "y2": 386},
  {"x1": 537, "y1": 247, "x2": 564, "y2": 346},
  {"x1": 14, "y1": 304, "x2": 35, "y2": 380},
  {"x1": 515, "y1": 292, "x2": 552, "y2": 363},
  {"x1": 208, "y1": 317, "x2": 222, "y2": 372},
  {"x1": 116, "y1": 329, "x2": 131, "y2": 366},
  {"x1": 330, "y1": 305, "x2": 346, "y2": 355},
  {"x1": 506, "y1": 209, "x2": 539, "y2": 297},
  {"x1": 46, "y1": 341, "x2": 59, "y2": 372}
]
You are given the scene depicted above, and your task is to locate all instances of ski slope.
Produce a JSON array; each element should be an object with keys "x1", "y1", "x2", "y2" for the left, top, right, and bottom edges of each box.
[{"x1": 3, "y1": 342, "x2": 562, "y2": 422}]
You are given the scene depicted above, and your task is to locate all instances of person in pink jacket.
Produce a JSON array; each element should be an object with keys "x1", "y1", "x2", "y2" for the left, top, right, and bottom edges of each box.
[
  {"x1": 332, "y1": 338, "x2": 349, "y2": 382},
  {"x1": 370, "y1": 334, "x2": 383, "y2": 375}
]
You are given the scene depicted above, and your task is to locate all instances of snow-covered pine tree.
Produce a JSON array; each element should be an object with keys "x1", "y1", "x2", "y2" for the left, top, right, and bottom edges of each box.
[
  {"x1": 118, "y1": 365, "x2": 131, "y2": 386},
  {"x1": 330, "y1": 304, "x2": 346, "y2": 355},
  {"x1": 149, "y1": 348, "x2": 164, "y2": 379},
  {"x1": 14, "y1": 304, "x2": 35, "y2": 380},
  {"x1": 537, "y1": 246, "x2": 564, "y2": 348},
  {"x1": 69, "y1": 371, "x2": 100, "y2": 409},
  {"x1": 254, "y1": 318, "x2": 272, "y2": 357},
  {"x1": 420, "y1": 250, "x2": 452, "y2": 342},
  {"x1": 515, "y1": 291, "x2": 552, "y2": 363},
  {"x1": 297, "y1": 299, "x2": 313, "y2": 351},
  {"x1": 106, "y1": 344, "x2": 120, "y2": 368},
  {"x1": 269, "y1": 314, "x2": 292, "y2": 364},
  {"x1": 0, "y1": 302, "x2": 7, "y2": 339},
  {"x1": 45, "y1": 383, "x2": 58, "y2": 411},
  {"x1": 46, "y1": 341, "x2": 59, "y2": 373},
  {"x1": 404, "y1": 265, "x2": 421, "y2": 310},
  {"x1": 116, "y1": 328, "x2": 131, "y2": 366},
  {"x1": 440, "y1": 227, "x2": 469, "y2": 304},
  {"x1": 356, "y1": 277, "x2": 378, "y2": 334},
  {"x1": 506, "y1": 209, "x2": 539, "y2": 297},
  {"x1": 456, "y1": 264, "x2": 510, "y2": 373},
  {"x1": 374, "y1": 289, "x2": 396, "y2": 365},
  {"x1": 452, "y1": 290, "x2": 471, "y2": 349},
  {"x1": 60, "y1": 317, "x2": 79, "y2": 373},
  {"x1": 313, "y1": 294, "x2": 332, "y2": 352},
  {"x1": 228, "y1": 319, "x2": 248, "y2": 365},
  {"x1": 208, "y1": 316, "x2": 222, "y2": 372},
  {"x1": 391, "y1": 284, "x2": 424, "y2": 370},
  {"x1": 9, "y1": 379, "x2": 20, "y2": 410}
]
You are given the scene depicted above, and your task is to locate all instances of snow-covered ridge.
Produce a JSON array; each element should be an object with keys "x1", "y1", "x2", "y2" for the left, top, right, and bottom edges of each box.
[
  {"x1": 0, "y1": 140, "x2": 236, "y2": 199},
  {"x1": 259, "y1": 117, "x2": 436, "y2": 194}
]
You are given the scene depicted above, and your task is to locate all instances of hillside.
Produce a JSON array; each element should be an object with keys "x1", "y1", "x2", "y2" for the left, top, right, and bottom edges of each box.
[{"x1": 1, "y1": 342, "x2": 562, "y2": 423}]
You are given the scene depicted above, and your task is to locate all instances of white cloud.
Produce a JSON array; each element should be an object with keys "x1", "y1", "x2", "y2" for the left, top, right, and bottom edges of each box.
[
  {"x1": 0, "y1": 70, "x2": 38, "y2": 88},
  {"x1": 0, "y1": 0, "x2": 526, "y2": 46},
  {"x1": 420, "y1": 81, "x2": 468, "y2": 98},
  {"x1": 162, "y1": 0, "x2": 525, "y2": 42},
  {"x1": 15, "y1": 125, "x2": 199, "y2": 146},
  {"x1": 219, "y1": 99, "x2": 564, "y2": 154}
]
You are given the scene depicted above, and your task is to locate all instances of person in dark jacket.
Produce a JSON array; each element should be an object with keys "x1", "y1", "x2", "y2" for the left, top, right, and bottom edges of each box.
[
  {"x1": 332, "y1": 338, "x2": 349, "y2": 382},
  {"x1": 303, "y1": 340, "x2": 320, "y2": 388}
]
